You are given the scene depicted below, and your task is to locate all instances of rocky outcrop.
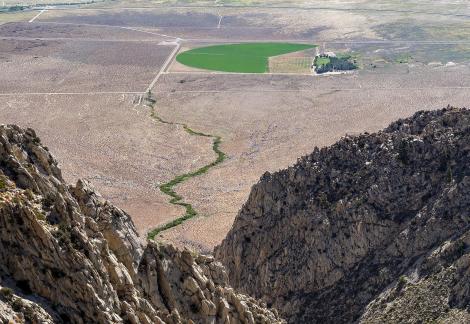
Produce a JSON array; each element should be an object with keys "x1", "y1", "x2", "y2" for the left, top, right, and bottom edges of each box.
[
  {"x1": 360, "y1": 230, "x2": 470, "y2": 324},
  {"x1": 215, "y1": 107, "x2": 470, "y2": 323},
  {"x1": 139, "y1": 243, "x2": 282, "y2": 324},
  {"x1": 0, "y1": 282, "x2": 56, "y2": 324},
  {"x1": 0, "y1": 125, "x2": 283, "y2": 323}
]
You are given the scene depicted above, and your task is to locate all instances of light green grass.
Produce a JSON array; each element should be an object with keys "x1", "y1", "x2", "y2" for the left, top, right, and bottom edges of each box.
[
  {"x1": 315, "y1": 57, "x2": 331, "y2": 66},
  {"x1": 176, "y1": 42, "x2": 316, "y2": 73},
  {"x1": 395, "y1": 53, "x2": 413, "y2": 64}
]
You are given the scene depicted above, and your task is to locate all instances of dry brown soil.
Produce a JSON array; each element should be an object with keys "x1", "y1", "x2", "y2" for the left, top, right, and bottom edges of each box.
[{"x1": 0, "y1": 1, "x2": 469, "y2": 252}]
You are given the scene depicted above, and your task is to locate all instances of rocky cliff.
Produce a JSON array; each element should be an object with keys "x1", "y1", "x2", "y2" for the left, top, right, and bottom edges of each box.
[
  {"x1": 215, "y1": 107, "x2": 470, "y2": 323},
  {"x1": 0, "y1": 125, "x2": 284, "y2": 324}
]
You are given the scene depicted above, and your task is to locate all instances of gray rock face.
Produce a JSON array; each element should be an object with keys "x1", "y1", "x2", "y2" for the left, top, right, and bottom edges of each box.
[
  {"x1": 138, "y1": 243, "x2": 283, "y2": 324},
  {"x1": 215, "y1": 107, "x2": 470, "y2": 323},
  {"x1": 0, "y1": 125, "x2": 283, "y2": 324},
  {"x1": 0, "y1": 286, "x2": 56, "y2": 324}
]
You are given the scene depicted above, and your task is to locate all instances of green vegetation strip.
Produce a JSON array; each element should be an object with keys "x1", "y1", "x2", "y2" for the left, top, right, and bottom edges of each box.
[
  {"x1": 315, "y1": 56, "x2": 331, "y2": 66},
  {"x1": 145, "y1": 93, "x2": 226, "y2": 240},
  {"x1": 314, "y1": 53, "x2": 358, "y2": 74},
  {"x1": 176, "y1": 42, "x2": 316, "y2": 73}
]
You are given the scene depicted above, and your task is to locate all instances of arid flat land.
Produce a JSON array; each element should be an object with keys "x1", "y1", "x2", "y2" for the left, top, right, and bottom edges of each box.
[
  {"x1": 152, "y1": 70, "x2": 470, "y2": 252},
  {"x1": 0, "y1": 0, "x2": 469, "y2": 252},
  {"x1": 0, "y1": 39, "x2": 172, "y2": 93}
]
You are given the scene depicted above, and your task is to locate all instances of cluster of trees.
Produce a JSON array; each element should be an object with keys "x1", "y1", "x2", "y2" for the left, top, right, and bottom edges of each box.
[
  {"x1": 0, "y1": 5, "x2": 27, "y2": 12},
  {"x1": 314, "y1": 54, "x2": 357, "y2": 74}
]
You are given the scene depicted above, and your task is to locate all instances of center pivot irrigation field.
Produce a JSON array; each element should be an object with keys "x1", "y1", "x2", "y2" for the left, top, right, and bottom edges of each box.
[{"x1": 176, "y1": 43, "x2": 317, "y2": 73}]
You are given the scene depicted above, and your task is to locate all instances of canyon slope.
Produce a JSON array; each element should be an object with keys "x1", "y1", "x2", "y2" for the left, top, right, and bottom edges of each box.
[
  {"x1": 216, "y1": 107, "x2": 470, "y2": 323},
  {"x1": 0, "y1": 125, "x2": 283, "y2": 324}
]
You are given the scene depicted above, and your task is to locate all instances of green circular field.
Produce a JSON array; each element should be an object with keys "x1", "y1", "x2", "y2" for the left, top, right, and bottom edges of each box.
[{"x1": 176, "y1": 42, "x2": 316, "y2": 73}]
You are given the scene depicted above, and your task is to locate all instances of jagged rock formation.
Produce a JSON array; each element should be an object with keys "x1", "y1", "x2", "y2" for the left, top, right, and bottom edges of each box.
[
  {"x1": 0, "y1": 125, "x2": 283, "y2": 324},
  {"x1": 0, "y1": 287, "x2": 56, "y2": 324},
  {"x1": 216, "y1": 107, "x2": 470, "y2": 323}
]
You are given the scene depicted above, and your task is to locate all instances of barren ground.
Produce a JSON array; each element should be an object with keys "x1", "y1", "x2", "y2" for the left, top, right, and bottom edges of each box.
[{"x1": 0, "y1": 0, "x2": 469, "y2": 252}]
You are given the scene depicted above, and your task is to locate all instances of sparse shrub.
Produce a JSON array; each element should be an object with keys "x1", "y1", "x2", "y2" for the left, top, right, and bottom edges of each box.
[
  {"x1": 396, "y1": 275, "x2": 408, "y2": 291},
  {"x1": 70, "y1": 230, "x2": 83, "y2": 250},
  {"x1": 145, "y1": 90, "x2": 156, "y2": 104},
  {"x1": 24, "y1": 189, "x2": 35, "y2": 200},
  {"x1": 12, "y1": 195, "x2": 22, "y2": 205},
  {"x1": 455, "y1": 241, "x2": 466, "y2": 258},
  {"x1": 318, "y1": 192, "x2": 331, "y2": 208},
  {"x1": 438, "y1": 153, "x2": 449, "y2": 172},
  {"x1": 53, "y1": 223, "x2": 72, "y2": 247},
  {"x1": 11, "y1": 298, "x2": 23, "y2": 312},
  {"x1": 0, "y1": 287, "x2": 13, "y2": 300},
  {"x1": 34, "y1": 209, "x2": 46, "y2": 221},
  {"x1": 446, "y1": 164, "x2": 453, "y2": 183},
  {"x1": 395, "y1": 54, "x2": 413, "y2": 64},
  {"x1": 0, "y1": 177, "x2": 6, "y2": 190},
  {"x1": 43, "y1": 194, "x2": 55, "y2": 208},
  {"x1": 398, "y1": 275, "x2": 407, "y2": 284},
  {"x1": 397, "y1": 140, "x2": 409, "y2": 165}
]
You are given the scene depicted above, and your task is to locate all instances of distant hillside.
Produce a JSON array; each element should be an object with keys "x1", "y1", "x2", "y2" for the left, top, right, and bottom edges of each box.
[
  {"x1": 216, "y1": 107, "x2": 470, "y2": 323},
  {"x1": 0, "y1": 125, "x2": 283, "y2": 323}
]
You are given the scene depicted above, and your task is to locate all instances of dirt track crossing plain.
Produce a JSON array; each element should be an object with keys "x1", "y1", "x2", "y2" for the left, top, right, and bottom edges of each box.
[{"x1": 0, "y1": 0, "x2": 469, "y2": 252}]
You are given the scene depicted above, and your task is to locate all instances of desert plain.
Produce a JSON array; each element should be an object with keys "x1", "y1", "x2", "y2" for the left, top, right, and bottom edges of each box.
[{"x1": 1, "y1": 0, "x2": 469, "y2": 252}]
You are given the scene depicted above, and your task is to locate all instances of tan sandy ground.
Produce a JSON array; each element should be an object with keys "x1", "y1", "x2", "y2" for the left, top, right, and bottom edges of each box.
[
  {"x1": 268, "y1": 50, "x2": 315, "y2": 74},
  {"x1": 1, "y1": 0, "x2": 469, "y2": 252},
  {"x1": 152, "y1": 68, "x2": 470, "y2": 253},
  {"x1": 0, "y1": 94, "x2": 216, "y2": 236},
  {"x1": 0, "y1": 38, "x2": 172, "y2": 93},
  {"x1": 0, "y1": 11, "x2": 36, "y2": 25},
  {"x1": 168, "y1": 46, "x2": 213, "y2": 73}
]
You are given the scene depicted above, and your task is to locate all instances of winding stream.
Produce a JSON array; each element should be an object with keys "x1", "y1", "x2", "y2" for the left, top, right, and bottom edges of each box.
[{"x1": 144, "y1": 93, "x2": 226, "y2": 240}]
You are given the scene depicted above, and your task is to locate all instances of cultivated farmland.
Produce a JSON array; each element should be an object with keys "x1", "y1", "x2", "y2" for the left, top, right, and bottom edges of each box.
[
  {"x1": 176, "y1": 43, "x2": 316, "y2": 73},
  {"x1": 0, "y1": 0, "x2": 469, "y2": 253}
]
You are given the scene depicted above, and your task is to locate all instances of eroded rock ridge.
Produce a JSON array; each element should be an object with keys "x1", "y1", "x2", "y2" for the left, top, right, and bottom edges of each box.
[
  {"x1": 0, "y1": 125, "x2": 283, "y2": 324},
  {"x1": 216, "y1": 107, "x2": 470, "y2": 323}
]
